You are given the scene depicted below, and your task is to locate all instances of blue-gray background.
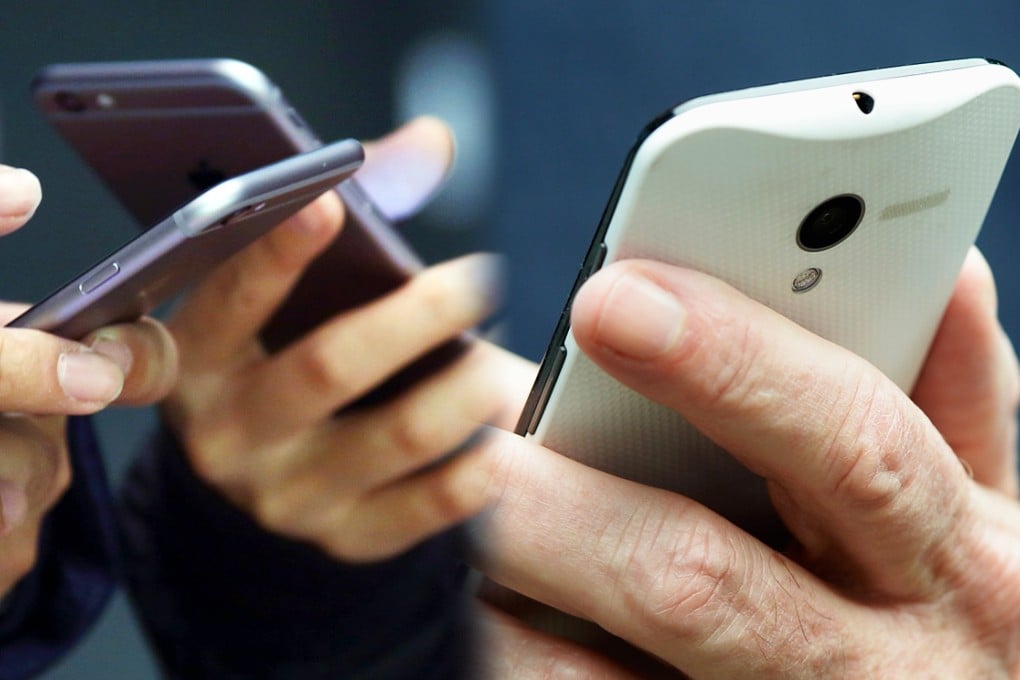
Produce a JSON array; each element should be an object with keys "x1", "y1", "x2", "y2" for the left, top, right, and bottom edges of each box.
[{"x1": 0, "y1": 2, "x2": 1018, "y2": 677}]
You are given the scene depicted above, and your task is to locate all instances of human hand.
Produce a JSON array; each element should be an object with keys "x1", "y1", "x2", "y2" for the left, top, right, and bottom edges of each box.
[
  {"x1": 0, "y1": 166, "x2": 179, "y2": 597},
  {"x1": 163, "y1": 118, "x2": 536, "y2": 562},
  {"x1": 477, "y1": 249, "x2": 1020, "y2": 678}
]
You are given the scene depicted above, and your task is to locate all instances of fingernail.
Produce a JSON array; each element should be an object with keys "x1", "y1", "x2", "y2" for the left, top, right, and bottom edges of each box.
[
  {"x1": 596, "y1": 272, "x2": 686, "y2": 359},
  {"x1": 90, "y1": 334, "x2": 134, "y2": 375},
  {"x1": 0, "y1": 167, "x2": 42, "y2": 218},
  {"x1": 58, "y1": 351, "x2": 125, "y2": 403},
  {"x1": 0, "y1": 480, "x2": 27, "y2": 534}
]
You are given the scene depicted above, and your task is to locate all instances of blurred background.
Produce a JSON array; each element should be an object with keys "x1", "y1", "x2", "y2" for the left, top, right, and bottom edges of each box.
[{"x1": 0, "y1": 2, "x2": 1018, "y2": 677}]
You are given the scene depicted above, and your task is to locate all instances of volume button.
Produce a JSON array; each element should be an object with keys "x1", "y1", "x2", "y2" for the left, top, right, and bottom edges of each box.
[
  {"x1": 589, "y1": 241, "x2": 608, "y2": 275},
  {"x1": 79, "y1": 262, "x2": 120, "y2": 294},
  {"x1": 527, "y1": 345, "x2": 567, "y2": 435}
]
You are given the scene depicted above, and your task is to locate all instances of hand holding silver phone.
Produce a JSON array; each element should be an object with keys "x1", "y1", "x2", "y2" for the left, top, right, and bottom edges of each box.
[
  {"x1": 31, "y1": 58, "x2": 467, "y2": 407},
  {"x1": 8, "y1": 139, "x2": 363, "y2": 339}
]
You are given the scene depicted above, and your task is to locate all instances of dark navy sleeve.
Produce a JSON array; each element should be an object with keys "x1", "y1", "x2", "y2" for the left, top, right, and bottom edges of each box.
[
  {"x1": 0, "y1": 416, "x2": 119, "y2": 680},
  {"x1": 117, "y1": 426, "x2": 478, "y2": 679}
]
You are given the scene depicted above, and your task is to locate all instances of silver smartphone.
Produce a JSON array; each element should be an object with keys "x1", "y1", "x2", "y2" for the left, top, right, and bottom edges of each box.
[
  {"x1": 31, "y1": 59, "x2": 465, "y2": 406},
  {"x1": 517, "y1": 58, "x2": 1020, "y2": 541},
  {"x1": 8, "y1": 139, "x2": 363, "y2": 339}
]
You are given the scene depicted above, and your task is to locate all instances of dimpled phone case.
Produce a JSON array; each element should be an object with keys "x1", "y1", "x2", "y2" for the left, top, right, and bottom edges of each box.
[{"x1": 518, "y1": 59, "x2": 1020, "y2": 541}]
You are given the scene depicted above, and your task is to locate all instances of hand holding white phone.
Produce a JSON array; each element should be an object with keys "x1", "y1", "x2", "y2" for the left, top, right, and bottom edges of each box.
[{"x1": 518, "y1": 58, "x2": 1020, "y2": 540}]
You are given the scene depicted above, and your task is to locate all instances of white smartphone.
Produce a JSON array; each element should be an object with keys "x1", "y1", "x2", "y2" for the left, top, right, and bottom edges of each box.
[
  {"x1": 517, "y1": 58, "x2": 1020, "y2": 541},
  {"x1": 30, "y1": 59, "x2": 466, "y2": 406},
  {"x1": 8, "y1": 139, "x2": 363, "y2": 339}
]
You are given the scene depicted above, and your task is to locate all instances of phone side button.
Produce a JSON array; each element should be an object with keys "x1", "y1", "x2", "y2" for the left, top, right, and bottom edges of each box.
[
  {"x1": 78, "y1": 262, "x2": 120, "y2": 295},
  {"x1": 587, "y1": 241, "x2": 608, "y2": 276},
  {"x1": 527, "y1": 345, "x2": 568, "y2": 435}
]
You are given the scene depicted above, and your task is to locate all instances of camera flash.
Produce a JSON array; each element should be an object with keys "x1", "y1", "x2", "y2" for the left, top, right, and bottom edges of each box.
[
  {"x1": 96, "y1": 93, "x2": 116, "y2": 109},
  {"x1": 792, "y1": 267, "x2": 822, "y2": 293}
]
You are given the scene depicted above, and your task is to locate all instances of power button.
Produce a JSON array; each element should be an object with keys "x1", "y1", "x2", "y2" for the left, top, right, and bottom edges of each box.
[{"x1": 79, "y1": 262, "x2": 120, "y2": 295}]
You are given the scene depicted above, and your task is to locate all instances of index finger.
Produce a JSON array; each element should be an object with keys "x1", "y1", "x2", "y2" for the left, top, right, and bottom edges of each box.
[
  {"x1": 170, "y1": 192, "x2": 344, "y2": 369},
  {"x1": 570, "y1": 260, "x2": 970, "y2": 597},
  {"x1": 478, "y1": 429, "x2": 852, "y2": 678}
]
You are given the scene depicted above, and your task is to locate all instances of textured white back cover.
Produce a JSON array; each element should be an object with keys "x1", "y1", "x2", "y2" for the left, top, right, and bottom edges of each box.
[{"x1": 527, "y1": 61, "x2": 1020, "y2": 540}]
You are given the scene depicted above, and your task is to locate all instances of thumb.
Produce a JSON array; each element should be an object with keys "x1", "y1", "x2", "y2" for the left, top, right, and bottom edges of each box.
[
  {"x1": 0, "y1": 328, "x2": 125, "y2": 414},
  {"x1": 0, "y1": 166, "x2": 42, "y2": 236}
]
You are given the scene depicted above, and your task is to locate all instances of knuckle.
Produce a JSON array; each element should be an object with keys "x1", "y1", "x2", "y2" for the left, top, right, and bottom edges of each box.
[
  {"x1": 295, "y1": 339, "x2": 359, "y2": 398},
  {"x1": 389, "y1": 404, "x2": 444, "y2": 465},
  {"x1": 323, "y1": 517, "x2": 384, "y2": 563},
  {"x1": 420, "y1": 466, "x2": 483, "y2": 526},
  {"x1": 615, "y1": 510, "x2": 843, "y2": 673},
  {"x1": 822, "y1": 371, "x2": 915, "y2": 512},
  {"x1": 622, "y1": 515, "x2": 741, "y2": 641},
  {"x1": 324, "y1": 534, "x2": 367, "y2": 562},
  {"x1": 691, "y1": 315, "x2": 769, "y2": 414},
  {"x1": 481, "y1": 433, "x2": 523, "y2": 517},
  {"x1": 6, "y1": 539, "x2": 39, "y2": 581},
  {"x1": 749, "y1": 561, "x2": 847, "y2": 676},
  {"x1": 425, "y1": 479, "x2": 475, "y2": 523},
  {"x1": 250, "y1": 491, "x2": 290, "y2": 531},
  {"x1": 414, "y1": 270, "x2": 473, "y2": 331},
  {"x1": 180, "y1": 421, "x2": 239, "y2": 487},
  {"x1": 207, "y1": 259, "x2": 277, "y2": 325},
  {"x1": 260, "y1": 223, "x2": 312, "y2": 272}
]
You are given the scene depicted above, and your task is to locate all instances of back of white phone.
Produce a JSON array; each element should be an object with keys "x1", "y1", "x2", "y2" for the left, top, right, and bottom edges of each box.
[{"x1": 518, "y1": 59, "x2": 1020, "y2": 540}]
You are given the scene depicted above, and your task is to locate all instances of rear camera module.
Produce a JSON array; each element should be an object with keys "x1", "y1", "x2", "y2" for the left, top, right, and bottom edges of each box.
[
  {"x1": 796, "y1": 194, "x2": 864, "y2": 251},
  {"x1": 54, "y1": 91, "x2": 87, "y2": 113}
]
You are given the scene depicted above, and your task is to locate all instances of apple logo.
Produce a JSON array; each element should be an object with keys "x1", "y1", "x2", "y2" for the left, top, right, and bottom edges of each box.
[{"x1": 187, "y1": 159, "x2": 227, "y2": 192}]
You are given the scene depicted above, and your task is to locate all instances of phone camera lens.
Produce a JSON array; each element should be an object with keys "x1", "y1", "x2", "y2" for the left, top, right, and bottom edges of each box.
[
  {"x1": 54, "y1": 91, "x2": 87, "y2": 113},
  {"x1": 797, "y1": 194, "x2": 864, "y2": 251}
]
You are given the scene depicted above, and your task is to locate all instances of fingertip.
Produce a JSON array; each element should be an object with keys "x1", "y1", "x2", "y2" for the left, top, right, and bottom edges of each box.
[
  {"x1": 359, "y1": 116, "x2": 455, "y2": 220},
  {"x1": 87, "y1": 318, "x2": 179, "y2": 406},
  {"x1": 956, "y1": 247, "x2": 998, "y2": 315},
  {"x1": 89, "y1": 335, "x2": 134, "y2": 376},
  {"x1": 56, "y1": 350, "x2": 125, "y2": 407},
  {"x1": 572, "y1": 262, "x2": 688, "y2": 362},
  {"x1": 0, "y1": 167, "x2": 43, "y2": 235},
  {"x1": 404, "y1": 114, "x2": 456, "y2": 163},
  {"x1": 570, "y1": 263, "x2": 616, "y2": 338},
  {"x1": 322, "y1": 188, "x2": 345, "y2": 236}
]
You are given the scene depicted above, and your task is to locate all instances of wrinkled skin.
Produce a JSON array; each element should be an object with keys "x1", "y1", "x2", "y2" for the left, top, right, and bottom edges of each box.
[{"x1": 478, "y1": 250, "x2": 1020, "y2": 678}]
